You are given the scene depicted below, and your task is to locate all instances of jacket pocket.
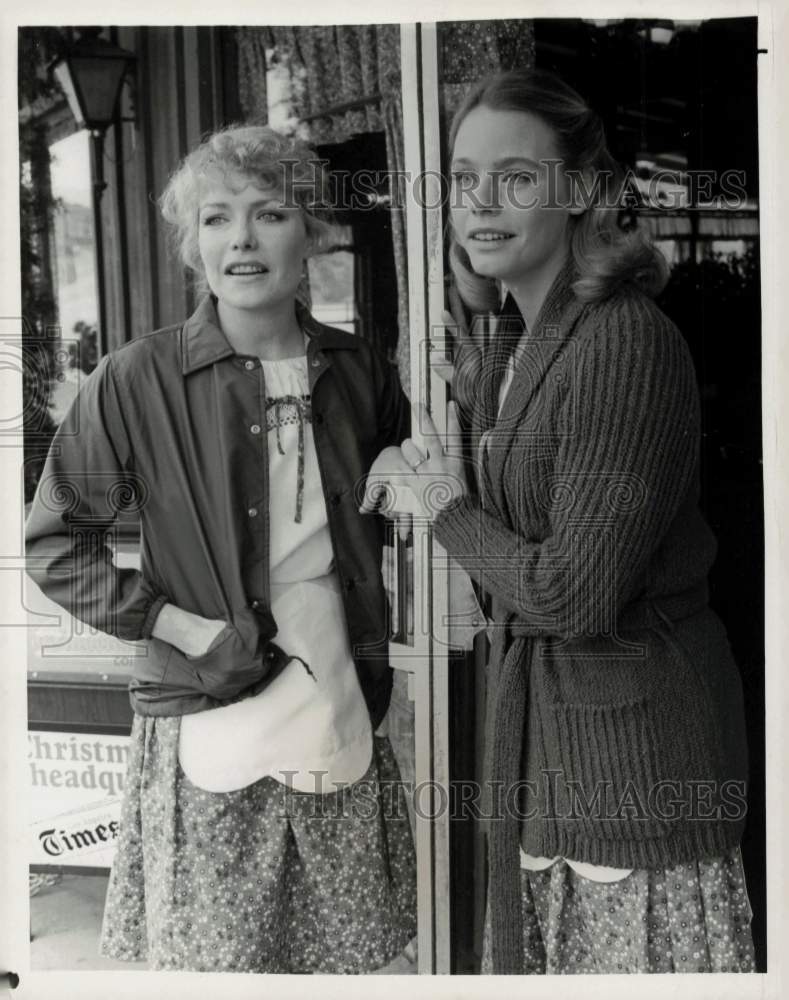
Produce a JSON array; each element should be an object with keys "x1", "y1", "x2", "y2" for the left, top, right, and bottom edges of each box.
[
  {"x1": 552, "y1": 698, "x2": 671, "y2": 843},
  {"x1": 184, "y1": 624, "x2": 236, "y2": 662},
  {"x1": 164, "y1": 609, "x2": 268, "y2": 701},
  {"x1": 134, "y1": 636, "x2": 173, "y2": 685}
]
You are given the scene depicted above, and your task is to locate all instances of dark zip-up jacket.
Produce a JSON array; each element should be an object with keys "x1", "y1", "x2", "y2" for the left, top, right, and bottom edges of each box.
[{"x1": 25, "y1": 297, "x2": 409, "y2": 726}]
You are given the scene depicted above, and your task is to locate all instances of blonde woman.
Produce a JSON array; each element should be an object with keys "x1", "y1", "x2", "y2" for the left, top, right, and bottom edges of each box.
[{"x1": 26, "y1": 125, "x2": 416, "y2": 973}]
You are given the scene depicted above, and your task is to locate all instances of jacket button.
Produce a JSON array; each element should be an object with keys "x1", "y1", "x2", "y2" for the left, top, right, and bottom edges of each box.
[
  {"x1": 311, "y1": 356, "x2": 321, "y2": 368},
  {"x1": 330, "y1": 493, "x2": 341, "y2": 506},
  {"x1": 251, "y1": 599, "x2": 262, "y2": 610},
  {"x1": 344, "y1": 578, "x2": 356, "y2": 591},
  {"x1": 266, "y1": 649, "x2": 276, "y2": 661},
  {"x1": 244, "y1": 360, "x2": 255, "y2": 371},
  {"x1": 314, "y1": 413, "x2": 324, "y2": 425},
  {"x1": 250, "y1": 424, "x2": 261, "y2": 434},
  {"x1": 248, "y1": 507, "x2": 258, "y2": 518}
]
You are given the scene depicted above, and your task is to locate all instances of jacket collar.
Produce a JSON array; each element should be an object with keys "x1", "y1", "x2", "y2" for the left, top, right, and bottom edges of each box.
[
  {"x1": 296, "y1": 299, "x2": 363, "y2": 351},
  {"x1": 181, "y1": 296, "x2": 360, "y2": 375}
]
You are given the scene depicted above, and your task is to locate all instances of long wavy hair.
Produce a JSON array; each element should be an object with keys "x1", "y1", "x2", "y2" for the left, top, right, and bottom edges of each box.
[{"x1": 448, "y1": 69, "x2": 668, "y2": 313}]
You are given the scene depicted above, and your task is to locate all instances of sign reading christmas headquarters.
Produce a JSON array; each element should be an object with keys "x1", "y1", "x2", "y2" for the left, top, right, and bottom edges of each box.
[{"x1": 29, "y1": 729, "x2": 130, "y2": 869}]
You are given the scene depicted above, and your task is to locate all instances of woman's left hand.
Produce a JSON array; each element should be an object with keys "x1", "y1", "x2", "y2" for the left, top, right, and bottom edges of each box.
[{"x1": 360, "y1": 402, "x2": 468, "y2": 526}]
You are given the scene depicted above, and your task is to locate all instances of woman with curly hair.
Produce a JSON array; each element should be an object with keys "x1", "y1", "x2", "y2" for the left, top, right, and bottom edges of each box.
[{"x1": 26, "y1": 125, "x2": 416, "y2": 973}]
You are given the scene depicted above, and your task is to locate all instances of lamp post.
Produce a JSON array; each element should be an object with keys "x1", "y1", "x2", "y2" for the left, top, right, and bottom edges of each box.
[{"x1": 51, "y1": 29, "x2": 136, "y2": 356}]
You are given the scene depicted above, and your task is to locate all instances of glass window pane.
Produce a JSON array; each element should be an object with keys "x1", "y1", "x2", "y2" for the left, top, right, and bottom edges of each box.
[{"x1": 49, "y1": 130, "x2": 99, "y2": 423}]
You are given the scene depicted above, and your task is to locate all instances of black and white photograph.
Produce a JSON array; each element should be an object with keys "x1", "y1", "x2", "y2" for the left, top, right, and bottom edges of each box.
[{"x1": 1, "y1": 1, "x2": 787, "y2": 997}]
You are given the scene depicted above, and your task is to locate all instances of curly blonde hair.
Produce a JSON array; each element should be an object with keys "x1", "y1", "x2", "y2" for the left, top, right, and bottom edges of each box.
[
  {"x1": 159, "y1": 124, "x2": 336, "y2": 287},
  {"x1": 448, "y1": 69, "x2": 668, "y2": 312}
]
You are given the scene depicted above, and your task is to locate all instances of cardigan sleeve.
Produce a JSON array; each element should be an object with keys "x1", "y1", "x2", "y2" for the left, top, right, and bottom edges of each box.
[
  {"x1": 433, "y1": 298, "x2": 700, "y2": 637},
  {"x1": 25, "y1": 354, "x2": 167, "y2": 640}
]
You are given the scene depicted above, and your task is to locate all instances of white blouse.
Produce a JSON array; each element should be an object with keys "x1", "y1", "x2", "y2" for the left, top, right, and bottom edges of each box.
[{"x1": 178, "y1": 349, "x2": 373, "y2": 794}]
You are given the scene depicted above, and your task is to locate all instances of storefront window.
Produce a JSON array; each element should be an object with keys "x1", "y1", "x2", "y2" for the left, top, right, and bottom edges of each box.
[
  {"x1": 48, "y1": 129, "x2": 100, "y2": 424},
  {"x1": 307, "y1": 227, "x2": 357, "y2": 333}
]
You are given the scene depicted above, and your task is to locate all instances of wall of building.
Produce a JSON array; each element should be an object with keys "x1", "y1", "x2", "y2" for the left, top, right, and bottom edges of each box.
[{"x1": 99, "y1": 27, "x2": 241, "y2": 350}]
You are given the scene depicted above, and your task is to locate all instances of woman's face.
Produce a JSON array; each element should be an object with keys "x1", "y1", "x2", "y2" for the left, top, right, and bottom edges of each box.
[
  {"x1": 450, "y1": 106, "x2": 578, "y2": 290},
  {"x1": 197, "y1": 173, "x2": 310, "y2": 316}
]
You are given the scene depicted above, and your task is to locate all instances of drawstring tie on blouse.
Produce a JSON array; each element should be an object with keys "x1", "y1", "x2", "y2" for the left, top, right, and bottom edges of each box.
[{"x1": 266, "y1": 394, "x2": 311, "y2": 523}]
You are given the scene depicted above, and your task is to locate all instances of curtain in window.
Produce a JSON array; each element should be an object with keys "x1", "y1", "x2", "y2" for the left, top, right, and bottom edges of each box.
[
  {"x1": 235, "y1": 26, "x2": 409, "y2": 387},
  {"x1": 439, "y1": 19, "x2": 535, "y2": 119}
]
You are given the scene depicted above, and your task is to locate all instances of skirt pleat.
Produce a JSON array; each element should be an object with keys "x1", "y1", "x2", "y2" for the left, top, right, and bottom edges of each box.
[{"x1": 100, "y1": 715, "x2": 416, "y2": 973}]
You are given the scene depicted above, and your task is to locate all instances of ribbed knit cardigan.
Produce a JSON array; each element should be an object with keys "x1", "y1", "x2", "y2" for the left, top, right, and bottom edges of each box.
[{"x1": 433, "y1": 257, "x2": 749, "y2": 974}]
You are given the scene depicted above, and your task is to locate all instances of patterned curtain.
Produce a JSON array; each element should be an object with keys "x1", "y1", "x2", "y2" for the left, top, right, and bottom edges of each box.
[
  {"x1": 236, "y1": 28, "x2": 269, "y2": 122},
  {"x1": 439, "y1": 19, "x2": 536, "y2": 121},
  {"x1": 375, "y1": 25, "x2": 409, "y2": 392},
  {"x1": 235, "y1": 25, "x2": 409, "y2": 388}
]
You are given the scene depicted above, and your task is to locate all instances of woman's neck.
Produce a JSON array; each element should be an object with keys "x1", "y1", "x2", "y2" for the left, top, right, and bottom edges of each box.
[{"x1": 216, "y1": 299, "x2": 305, "y2": 360}]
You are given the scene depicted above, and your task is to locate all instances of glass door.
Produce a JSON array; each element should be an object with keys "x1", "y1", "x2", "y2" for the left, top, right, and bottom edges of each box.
[{"x1": 395, "y1": 22, "x2": 452, "y2": 974}]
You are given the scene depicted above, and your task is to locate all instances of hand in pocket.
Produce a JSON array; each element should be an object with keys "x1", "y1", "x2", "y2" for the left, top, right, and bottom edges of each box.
[
  {"x1": 185, "y1": 620, "x2": 235, "y2": 659},
  {"x1": 184, "y1": 607, "x2": 267, "y2": 700}
]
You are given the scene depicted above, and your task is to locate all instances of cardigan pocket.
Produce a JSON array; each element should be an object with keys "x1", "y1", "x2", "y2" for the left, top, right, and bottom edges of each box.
[
  {"x1": 647, "y1": 603, "x2": 728, "y2": 778},
  {"x1": 552, "y1": 698, "x2": 672, "y2": 844}
]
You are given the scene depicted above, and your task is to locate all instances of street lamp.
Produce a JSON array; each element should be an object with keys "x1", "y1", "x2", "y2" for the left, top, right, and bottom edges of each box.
[
  {"x1": 649, "y1": 21, "x2": 676, "y2": 46},
  {"x1": 51, "y1": 29, "x2": 136, "y2": 195},
  {"x1": 51, "y1": 28, "x2": 136, "y2": 357}
]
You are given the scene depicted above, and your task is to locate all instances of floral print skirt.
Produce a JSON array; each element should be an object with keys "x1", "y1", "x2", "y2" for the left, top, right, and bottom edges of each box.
[
  {"x1": 481, "y1": 847, "x2": 755, "y2": 974},
  {"x1": 99, "y1": 715, "x2": 417, "y2": 973}
]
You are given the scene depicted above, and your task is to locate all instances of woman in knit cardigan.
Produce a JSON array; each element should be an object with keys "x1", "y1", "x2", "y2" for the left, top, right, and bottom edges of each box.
[{"x1": 362, "y1": 69, "x2": 755, "y2": 974}]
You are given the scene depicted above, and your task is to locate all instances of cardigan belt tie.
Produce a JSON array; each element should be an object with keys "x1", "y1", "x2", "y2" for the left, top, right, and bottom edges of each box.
[{"x1": 486, "y1": 624, "x2": 534, "y2": 975}]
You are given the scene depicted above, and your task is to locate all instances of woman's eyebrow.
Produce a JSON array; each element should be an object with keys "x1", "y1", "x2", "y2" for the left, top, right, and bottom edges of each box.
[
  {"x1": 450, "y1": 156, "x2": 541, "y2": 170},
  {"x1": 493, "y1": 156, "x2": 540, "y2": 169},
  {"x1": 199, "y1": 198, "x2": 282, "y2": 211}
]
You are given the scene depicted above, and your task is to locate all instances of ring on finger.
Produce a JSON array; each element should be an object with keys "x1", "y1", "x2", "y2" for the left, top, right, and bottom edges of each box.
[{"x1": 410, "y1": 456, "x2": 428, "y2": 470}]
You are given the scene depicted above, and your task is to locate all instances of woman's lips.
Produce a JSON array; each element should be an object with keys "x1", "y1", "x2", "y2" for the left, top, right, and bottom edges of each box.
[
  {"x1": 467, "y1": 230, "x2": 515, "y2": 245},
  {"x1": 225, "y1": 263, "x2": 268, "y2": 275}
]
